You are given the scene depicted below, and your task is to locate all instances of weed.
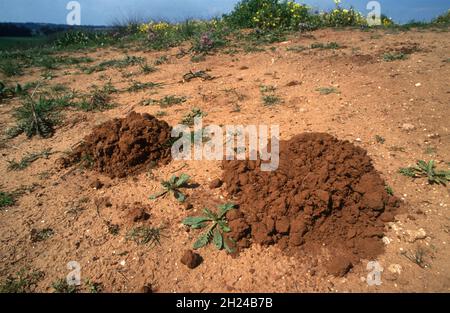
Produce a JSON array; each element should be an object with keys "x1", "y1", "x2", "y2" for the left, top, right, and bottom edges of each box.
[
  {"x1": 385, "y1": 185, "x2": 394, "y2": 196},
  {"x1": 12, "y1": 96, "x2": 59, "y2": 138},
  {"x1": 154, "y1": 55, "x2": 169, "y2": 65},
  {"x1": 311, "y1": 42, "x2": 341, "y2": 49},
  {"x1": 399, "y1": 160, "x2": 449, "y2": 185},
  {"x1": 286, "y1": 45, "x2": 307, "y2": 52},
  {"x1": 0, "y1": 81, "x2": 23, "y2": 101},
  {"x1": 30, "y1": 228, "x2": 54, "y2": 242},
  {"x1": 191, "y1": 54, "x2": 206, "y2": 63},
  {"x1": 316, "y1": 86, "x2": 340, "y2": 95},
  {"x1": 106, "y1": 221, "x2": 120, "y2": 236},
  {"x1": 183, "y1": 203, "x2": 236, "y2": 252},
  {"x1": 383, "y1": 52, "x2": 408, "y2": 62},
  {"x1": 52, "y1": 278, "x2": 78, "y2": 293},
  {"x1": 181, "y1": 108, "x2": 206, "y2": 126},
  {"x1": 149, "y1": 174, "x2": 190, "y2": 203},
  {"x1": 155, "y1": 110, "x2": 167, "y2": 117},
  {"x1": 142, "y1": 95, "x2": 187, "y2": 108},
  {"x1": 402, "y1": 245, "x2": 430, "y2": 269},
  {"x1": 141, "y1": 63, "x2": 157, "y2": 74},
  {"x1": 0, "y1": 60, "x2": 23, "y2": 77},
  {"x1": 182, "y1": 70, "x2": 213, "y2": 82},
  {"x1": 78, "y1": 88, "x2": 113, "y2": 112},
  {"x1": 79, "y1": 154, "x2": 94, "y2": 169},
  {"x1": 375, "y1": 135, "x2": 385, "y2": 144},
  {"x1": 0, "y1": 191, "x2": 14, "y2": 208},
  {"x1": 0, "y1": 269, "x2": 44, "y2": 293},
  {"x1": 8, "y1": 148, "x2": 52, "y2": 171},
  {"x1": 127, "y1": 226, "x2": 163, "y2": 246},
  {"x1": 424, "y1": 146, "x2": 437, "y2": 155},
  {"x1": 260, "y1": 84, "x2": 281, "y2": 106},
  {"x1": 85, "y1": 280, "x2": 103, "y2": 293},
  {"x1": 127, "y1": 81, "x2": 162, "y2": 92},
  {"x1": 262, "y1": 94, "x2": 282, "y2": 106},
  {"x1": 50, "y1": 84, "x2": 69, "y2": 93}
]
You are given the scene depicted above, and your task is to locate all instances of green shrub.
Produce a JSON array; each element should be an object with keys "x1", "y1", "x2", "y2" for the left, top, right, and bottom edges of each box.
[{"x1": 432, "y1": 9, "x2": 450, "y2": 25}]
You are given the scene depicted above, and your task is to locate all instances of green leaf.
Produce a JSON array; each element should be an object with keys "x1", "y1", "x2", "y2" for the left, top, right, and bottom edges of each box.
[
  {"x1": 173, "y1": 190, "x2": 186, "y2": 202},
  {"x1": 149, "y1": 190, "x2": 168, "y2": 200},
  {"x1": 218, "y1": 203, "x2": 236, "y2": 218},
  {"x1": 175, "y1": 173, "x2": 190, "y2": 187},
  {"x1": 203, "y1": 208, "x2": 218, "y2": 220},
  {"x1": 213, "y1": 228, "x2": 223, "y2": 250},
  {"x1": 182, "y1": 216, "x2": 211, "y2": 227},
  {"x1": 168, "y1": 175, "x2": 177, "y2": 185},
  {"x1": 193, "y1": 231, "x2": 211, "y2": 250}
]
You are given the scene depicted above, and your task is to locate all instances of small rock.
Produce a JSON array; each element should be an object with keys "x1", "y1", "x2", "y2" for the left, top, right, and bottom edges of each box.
[
  {"x1": 141, "y1": 284, "x2": 153, "y2": 293},
  {"x1": 129, "y1": 207, "x2": 150, "y2": 222},
  {"x1": 327, "y1": 258, "x2": 353, "y2": 277},
  {"x1": 415, "y1": 82, "x2": 421, "y2": 87},
  {"x1": 388, "y1": 264, "x2": 402, "y2": 274},
  {"x1": 90, "y1": 179, "x2": 104, "y2": 189},
  {"x1": 209, "y1": 179, "x2": 223, "y2": 189},
  {"x1": 405, "y1": 228, "x2": 427, "y2": 243},
  {"x1": 181, "y1": 250, "x2": 203, "y2": 269},
  {"x1": 401, "y1": 123, "x2": 416, "y2": 131},
  {"x1": 184, "y1": 202, "x2": 193, "y2": 210},
  {"x1": 286, "y1": 80, "x2": 302, "y2": 87}
]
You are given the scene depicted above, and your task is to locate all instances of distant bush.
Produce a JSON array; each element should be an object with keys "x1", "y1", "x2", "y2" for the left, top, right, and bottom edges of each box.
[
  {"x1": 432, "y1": 9, "x2": 450, "y2": 25},
  {"x1": 52, "y1": 30, "x2": 112, "y2": 48},
  {"x1": 224, "y1": 0, "x2": 313, "y2": 30},
  {"x1": 321, "y1": 1, "x2": 367, "y2": 27}
]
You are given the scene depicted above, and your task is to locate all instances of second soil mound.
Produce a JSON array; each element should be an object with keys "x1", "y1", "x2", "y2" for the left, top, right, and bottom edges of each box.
[
  {"x1": 68, "y1": 112, "x2": 172, "y2": 178},
  {"x1": 222, "y1": 133, "x2": 399, "y2": 272}
]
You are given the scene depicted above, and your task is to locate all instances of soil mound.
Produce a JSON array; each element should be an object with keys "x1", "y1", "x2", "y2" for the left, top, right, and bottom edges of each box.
[
  {"x1": 222, "y1": 133, "x2": 399, "y2": 270},
  {"x1": 67, "y1": 112, "x2": 172, "y2": 178}
]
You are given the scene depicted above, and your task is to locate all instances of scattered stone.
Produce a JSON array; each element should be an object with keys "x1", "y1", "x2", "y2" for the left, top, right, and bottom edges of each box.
[
  {"x1": 239, "y1": 66, "x2": 249, "y2": 70},
  {"x1": 286, "y1": 80, "x2": 302, "y2": 87},
  {"x1": 181, "y1": 250, "x2": 203, "y2": 269},
  {"x1": 401, "y1": 123, "x2": 416, "y2": 131},
  {"x1": 89, "y1": 179, "x2": 104, "y2": 189},
  {"x1": 209, "y1": 178, "x2": 223, "y2": 189},
  {"x1": 388, "y1": 264, "x2": 402, "y2": 274},
  {"x1": 405, "y1": 228, "x2": 427, "y2": 243},
  {"x1": 326, "y1": 258, "x2": 353, "y2": 277}
]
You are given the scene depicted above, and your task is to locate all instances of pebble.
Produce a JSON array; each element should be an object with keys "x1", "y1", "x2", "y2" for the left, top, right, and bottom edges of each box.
[{"x1": 401, "y1": 123, "x2": 416, "y2": 131}]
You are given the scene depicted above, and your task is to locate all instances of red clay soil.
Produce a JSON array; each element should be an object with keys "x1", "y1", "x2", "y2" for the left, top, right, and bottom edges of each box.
[
  {"x1": 222, "y1": 133, "x2": 400, "y2": 275},
  {"x1": 64, "y1": 111, "x2": 172, "y2": 178}
]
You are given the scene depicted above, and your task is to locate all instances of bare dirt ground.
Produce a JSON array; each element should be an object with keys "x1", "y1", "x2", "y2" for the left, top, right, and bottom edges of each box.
[{"x1": 1, "y1": 27, "x2": 449, "y2": 292}]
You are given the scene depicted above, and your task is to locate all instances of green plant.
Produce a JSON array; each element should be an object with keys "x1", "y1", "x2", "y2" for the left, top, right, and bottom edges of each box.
[
  {"x1": 181, "y1": 108, "x2": 206, "y2": 126},
  {"x1": 311, "y1": 42, "x2": 341, "y2": 49},
  {"x1": 316, "y1": 86, "x2": 340, "y2": 95},
  {"x1": 0, "y1": 81, "x2": 23, "y2": 101},
  {"x1": 375, "y1": 135, "x2": 385, "y2": 144},
  {"x1": 85, "y1": 280, "x2": 103, "y2": 293},
  {"x1": 149, "y1": 174, "x2": 190, "y2": 202},
  {"x1": 286, "y1": 45, "x2": 307, "y2": 52},
  {"x1": 8, "y1": 148, "x2": 52, "y2": 171},
  {"x1": 191, "y1": 54, "x2": 206, "y2": 63},
  {"x1": 385, "y1": 185, "x2": 394, "y2": 196},
  {"x1": 141, "y1": 63, "x2": 157, "y2": 74},
  {"x1": 0, "y1": 191, "x2": 14, "y2": 208},
  {"x1": 126, "y1": 226, "x2": 163, "y2": 246},
  {"x1": 402, "y1": 245, "x2": 430, "y2": 269},
  {"x1": 30, "y1": 228, "x2": 54, "y2": 242},
  {"x1": 127, "y1": 81, "x2": 162, "y2": 92},
  {"x1": 0, "y1": 60, "x2": 23, "y2": 77},
  {"x1": 12, "y1": 96, "x2": 60, "y2": 138},
  {"x1": 183, "y1": 203, "x2": 236, "y2": 252},
  {"x1": 142, "y1": 95, "x2": 187, "y2": 108},
  {"x1": 383, "y1": 52, "x2": 407, "y2": 62},
  {"x1": 399, "y1": 160, "x2": 450, "y2": 185},
  {"x1": 154, "y1": 55, "x2": 169, "y2": 65},
  {"x1": 52, "y1": 278, "x2": 78, "y2": 293},
  {"x1": 260, "y1": 84, "x2": 281, "y2": 106},
  {"x1": 0, "y1": 269, "x2": 44, "y2": 293}
]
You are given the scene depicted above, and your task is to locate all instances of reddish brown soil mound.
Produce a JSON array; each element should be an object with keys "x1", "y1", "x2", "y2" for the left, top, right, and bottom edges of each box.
[
  {"x1": 222, "y1": 133, "x2": 399, "y2": 272},
  {"x1": 67, "y1": 112, "x2": 172, "y2": 178}
]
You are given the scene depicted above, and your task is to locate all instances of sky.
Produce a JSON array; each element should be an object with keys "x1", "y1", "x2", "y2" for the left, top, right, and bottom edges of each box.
[{"x1": 0, "y1": 0, "x2": 448, "y2": 25}]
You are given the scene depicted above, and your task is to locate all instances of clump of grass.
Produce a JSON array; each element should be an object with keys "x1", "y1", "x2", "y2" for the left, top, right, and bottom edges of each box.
[
  {"x1": 383, "y1": 52, "x2": 408, "y2": 62},
  {"x1": 260, "y1": 84, "x2": 281, "y2": 106},
  {"x1": 142, "y1": 95, "x2": 187, "y2": 108},
  {"x1": 316, "y1": 86, "x2": 340, "y2": 95},
  {"x1": 149, "y1": 174, "x2": 190, "y2": 203},
  {"x1": 0, "y1": 191, "x2": 14, "y2": 208},
  {"x1": 155, "y1": 111, "x2": 167, "y2": 117},
  {"x1": 0, "y1": 81, "x2": 24, "y2": 102},
  {"x1": 385, "y1": 185, "x2": 394, "y2": 196},
  {"x1": 375, "y1": 135, "x2": 385, "y2": 144},
  {"x1": 0, "y1": 269, "x2": 44, "y2": 293},
  {"x1": 11, "y1": 96, "x2": 60, "y2": 138},
  {"x1": 402, "y1": 245, "x2": 430, "y2": 269},
  {"x1": 311, "y1": 42, "x2": 341, "y2": 49},
  {"x1": 8, "y1": 148, "x2": 52, "y2": 171},
  {"x1": 127, "y1": 81, "x2": 162, "y2": 92},
  {"x1": 52, "y1": 278, "x2": 78, "y2": 293},
  {"x1": 399, "y1": 160, "x2": 449, "y2": 185},
  {"x1": 181, "y1": 108, "x2": 206, "y2": 126},
  {"x1": 78, "y1": 88, "x2": 113, "y2": 112},
  {"x1": 0, "y1": 60, "x2": 23, "y2": 77},
  {"x1": 286, "y1": 45, "x2": 307, "y2": 52},
  {"x1": 127, "y1": 226, "x2": 163, "y2": 246},
  {"x1": 154, "y1": 55, "x2": 169, "y2": 65},
  {"x1": 85, "y1": 280, "x2": 103, "y2": 293},
  {"x1": 141, "y1": 63, "x2": 157, "y2": 74},
  {"x1": 191, "y1": 54, "x2": 206, "y2": 63},
  {"x1": 183, "y1": 203, "x2": 236, "y2": 252},
  {"x1": 30, "y1": 228, "x2": 54, "y2": 242}
]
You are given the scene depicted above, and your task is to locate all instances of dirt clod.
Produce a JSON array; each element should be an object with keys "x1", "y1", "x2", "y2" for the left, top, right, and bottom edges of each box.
[
  {"x1": 222, "y1": 133, "x2": 399, "y2": 274},
  {"x1": 66, "y1": 112, "x2": 172, "y2": 178},
  {"x1": 181, "y1": 250, "x2": 203, "y2": 269},
  {"x1": 209, "y1": 178, "x2": 223, "y2": 189}
]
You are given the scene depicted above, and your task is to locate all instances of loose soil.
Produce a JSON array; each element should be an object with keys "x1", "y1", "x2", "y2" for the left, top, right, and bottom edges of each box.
[
  {"x1": 63, "y1": 111, "x2": 172, "y2": 178},
  {"x1": 223, "y1": 133, "x2": 400, "y2": 275}
]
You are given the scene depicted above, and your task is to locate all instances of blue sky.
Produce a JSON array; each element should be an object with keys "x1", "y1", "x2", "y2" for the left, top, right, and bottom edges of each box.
[{"x1": 0, "y1": 0, "x2": 448, "y2": 25}]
